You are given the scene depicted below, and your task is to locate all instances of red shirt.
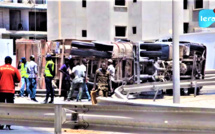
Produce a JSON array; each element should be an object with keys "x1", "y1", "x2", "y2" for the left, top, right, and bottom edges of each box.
[{"x1": 0, "y1": 64, "x2": 21, "y2": 94}]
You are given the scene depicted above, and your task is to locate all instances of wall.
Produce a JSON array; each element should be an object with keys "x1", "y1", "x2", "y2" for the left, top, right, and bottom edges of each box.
[
  {"x1": 128, "y1": 0, "x2": 142, "y2": 42},
  {"x1": 47, "y1": 1, "x2": 60, "y2": 40},
  {"x1": 110, "y1": 0, "x2": 128, "y2": 41},
  {"x1": 0, "y1": 39, "x2": 16, "y2": 67},
  {"x1": 142, "y1": 0, "x2": 183, "y2": 40},
  {"x1": 47, "y1": 0, "x2": 185, "y2": 41},
  {"x1": 87, "y1": 0, "x2": 111, "y2": 42},
  {"x1": 47, "y1": 0, "x2": 88, "y2": 40}
]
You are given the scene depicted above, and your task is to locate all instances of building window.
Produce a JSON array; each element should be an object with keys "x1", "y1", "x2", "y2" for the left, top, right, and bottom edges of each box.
[
  {"x1": 35, "y1": 0, "x2": 46, "y2": 4},
  {"x1": 82, "y1": 0, "x2": 86, "y2": 8},
  {"x1": 9, "y1": 10, "x2": 21, "y2": 30},
  {"x1": 17, "y1": 0, "x2": 22, "y2": 3},
  {"x1": 184, "y1": 0, "x2": 188, "y2": 9},
  {"x1": 115, "y1": 0, "x2": 125, "y2": 6},
  {"x1": 132, "y1": 27, "x2": 136, "y2": 34},
  {"x1": 29, "y1": 12, "x2": 47, "y2": 31},
  {"x1": 195, "y1": 0, "x2": 203, "y2": 9},
  {"x1": 133, "y1": 0, "x2": 137, "y2": 3},
  {"x1": 82, "y1": 30, "x2": 87, "y2": 37},
  {"x1": 115, "y1": 26, "x2": 126, "y2": 37},
  {"x1": 183, "y1": 23, "x2": 189, "y2": 33}
]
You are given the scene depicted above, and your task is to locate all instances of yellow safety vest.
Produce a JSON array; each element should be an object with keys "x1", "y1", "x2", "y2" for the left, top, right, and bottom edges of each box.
[
  {"x1": 45, "y1": 60, "x2": 54, "y2": 77},
  {"x1": 21, "y1": 63, "x2": 29, "y2": 78}
]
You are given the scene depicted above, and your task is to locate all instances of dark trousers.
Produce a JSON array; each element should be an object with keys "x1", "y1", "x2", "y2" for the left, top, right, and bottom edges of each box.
[
  {"x1": 0, "y1": 93, "x2": 14, "y2": 127},
  {"x1": 0, "y1": 93, "x2": 14, "y2": 103},
  {"x1": 45, "y1": 77, "x2": 54, "y2": 101},
  {"x1": 61, "y1": 80, "x2": 70, "y2": 100}
]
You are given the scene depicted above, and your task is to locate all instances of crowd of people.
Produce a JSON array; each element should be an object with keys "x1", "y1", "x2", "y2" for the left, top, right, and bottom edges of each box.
[
  {"x1": 60, "y1": 57, "x2": 115, "y2": 104},
  {"x1": 0, "y1": 54, "x2": 116, "y2": 105},
  {"x1": 0, "y1": 54, "x2": 115, "y2": 129}
]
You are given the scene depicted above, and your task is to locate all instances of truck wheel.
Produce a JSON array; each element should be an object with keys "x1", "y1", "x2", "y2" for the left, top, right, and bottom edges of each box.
[
  {"x1": 90, "y1": 50, "x2": 112, "y2": 58},
  {"x1": 140, "y1": 51, "x2": 162, "y2": 57},
  {"x1": 181, "y1": 88, "x2": 190, "y2": 95},
  {"x1": 70, "y1": 49, "x2": 93, "y2": 57},
  {"x1": 140, "y1": 43, "x2": 162, "y2": 50},
  {"x1": 71, "y1": 41, "x2": 95, "y2": 49},
  {"x1": 93, "y1": 41, "x2": 114, "y2": 51}
]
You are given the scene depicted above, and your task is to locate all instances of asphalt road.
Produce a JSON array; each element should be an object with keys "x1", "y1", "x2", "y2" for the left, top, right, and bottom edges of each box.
[{"x1": 3, "y1": 85, "x2": 215, "y2": 134}]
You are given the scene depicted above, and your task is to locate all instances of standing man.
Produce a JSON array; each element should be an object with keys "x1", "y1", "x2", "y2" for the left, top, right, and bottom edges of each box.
[
  {"x1": 0, "y1": 56, "x2": 21, "y2": 129},
  {"x1": 79, "y1": 59, "x2": 91, "y2": 101},
  {"x1": 59, "y1": 57, "x2": 71, "y2": 101},
  {"x1": 27, "y1": 55, "x2": 38, "y2": 102},
  {"x1": 92, "y1": 62, "x2": 112, "y2": 100},
  {"x1": 67, "y1": 61, "x2": 84, "y2": 102},
  {"x1": 107, "y1": 59, "x2": 115, "y2": 95},
  {"x1": 18, "y1": 57, "x2": 30, "y2": 98},
  {"x1": 43, "y1": 54, "x2": 55, "y2": 104}
]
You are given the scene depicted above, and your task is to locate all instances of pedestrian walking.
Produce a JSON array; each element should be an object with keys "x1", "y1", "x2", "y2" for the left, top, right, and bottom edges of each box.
[
  {"x1": 27, "y1": 55, "x2": 38, "y2": 102},
  {"x1": 59, "y1": 57, "x2": 71, "y2": 101},
  {"x1": 0, "y1": 56, "x2": 21, "y2": 129},
  {"x1": 43, "y1": 54, "x2": 55, "y2": 104},
  {"x1": 67, "y1": 61, "x2": 84, "y2": 102},
  {"x1": 17, "y1": 57, "x2": 30, "y2": 97},
  {"x1": 91, "y1": 62, "x2": 112, "y2": 104}
]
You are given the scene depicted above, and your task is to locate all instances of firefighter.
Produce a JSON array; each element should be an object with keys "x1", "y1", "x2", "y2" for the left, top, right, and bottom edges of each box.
[{"x1": 42, "y1": 54, "x2": 55, "y2": 104}]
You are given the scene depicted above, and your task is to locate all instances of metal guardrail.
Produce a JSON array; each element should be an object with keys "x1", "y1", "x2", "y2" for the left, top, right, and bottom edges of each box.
[
  {"x1": 1, "y1": 103, "x2": 215, "y2": 133},
  {"x1": 115, "y1": 78, "x2": 215, "y2": 101},
  {"x1": 0, "y1": 104, "x2": 76, "y2": 134},
  {"x1": 205, "y1": 69, "x2": 215, "y2": 74}
]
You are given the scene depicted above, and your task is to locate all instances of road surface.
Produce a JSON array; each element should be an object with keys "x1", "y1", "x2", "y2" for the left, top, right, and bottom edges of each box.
[{"x1": 3, "y1": 85, "x2": 215, "y2": 134}]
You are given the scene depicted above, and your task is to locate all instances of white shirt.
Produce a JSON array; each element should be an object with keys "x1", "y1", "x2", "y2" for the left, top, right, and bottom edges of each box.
[
  {"x1": 108, "y1": 64, "x2": 115, "y2": 81},
  {"x1": 27, "y1": 61, "x2": 38, "y2": 78},
  {"x1": 79, "y1": 64, "x2": 86, "y2": 76},
  {"x1": 70, "y1": 65, "x2": 85, "y2": 83}
]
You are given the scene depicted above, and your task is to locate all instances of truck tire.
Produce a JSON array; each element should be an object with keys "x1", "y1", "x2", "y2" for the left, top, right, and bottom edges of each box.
[
  {"x1": 190, "y1": 44, "x2": 205, "y2": 52},
  {"x1": 90, "y1": 49, "x2": 112, "y2": 58},
  {"x1": 93, "y1": 41, "x2": 114, "y2": 51},
  {"x1": 70, "y1": 49, "x2": 93, "y2": 57},
  {"x1": 140, "y1": 43, "x2": 162, "y2": 51},
  {"x1": 140, "y1": 51, "x2": 162, "y2": 57},
  {"x1": 71, "y1": 41, "x2": 95, "y2": 49}
]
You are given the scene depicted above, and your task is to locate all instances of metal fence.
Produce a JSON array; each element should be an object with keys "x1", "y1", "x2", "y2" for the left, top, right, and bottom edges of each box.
[{"x1": 1, "y1": 103, "x2": 215, "y2": 133}]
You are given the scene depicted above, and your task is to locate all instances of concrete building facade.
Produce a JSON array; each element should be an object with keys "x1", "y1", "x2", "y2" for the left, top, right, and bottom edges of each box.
[
  {"x1": 47, "y1": 0, "x2": 215, "y2": 42},
  {"x1": 47, "y1": 0, "x2": 183, "y2": 42}
]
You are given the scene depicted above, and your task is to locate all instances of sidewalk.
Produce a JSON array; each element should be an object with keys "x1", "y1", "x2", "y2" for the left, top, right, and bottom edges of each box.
[{"x1": 14, "y1": 86, "x2": 215, "y2": 106}]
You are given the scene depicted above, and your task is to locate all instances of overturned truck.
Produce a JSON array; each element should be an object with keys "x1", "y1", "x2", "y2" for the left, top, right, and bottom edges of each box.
[
  {"x1": 60, "y1": 39, "x2": 206, "y2": 96},
  {"x1": 136, "y1": 41, "x2": 206, "y2": 95}
]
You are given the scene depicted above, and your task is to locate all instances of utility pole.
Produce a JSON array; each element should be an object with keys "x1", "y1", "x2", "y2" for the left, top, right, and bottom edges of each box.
[{"x1": 172, "y1": 0, "x2": 180, "y2": 103}]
